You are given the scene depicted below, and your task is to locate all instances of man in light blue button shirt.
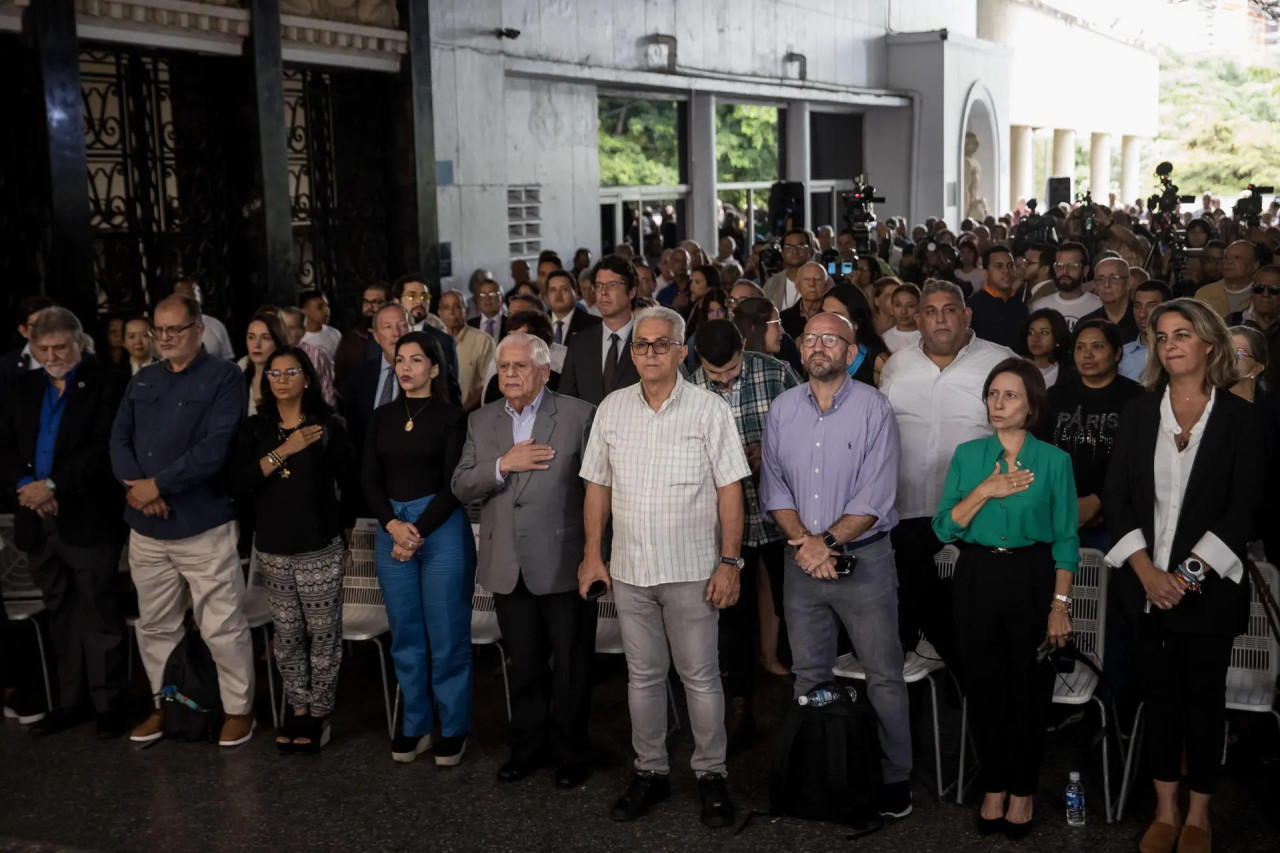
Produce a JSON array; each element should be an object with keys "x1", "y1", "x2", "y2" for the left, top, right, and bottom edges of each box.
[
  {"x1": 452, "y1": 333, "x2": 598, "y2": 785},
  {"x1": 1120, "y1": 280, "x2": 1170, "y2": 382}
]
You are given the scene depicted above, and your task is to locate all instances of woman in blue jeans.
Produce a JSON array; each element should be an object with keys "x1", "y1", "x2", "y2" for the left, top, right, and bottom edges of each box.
[{"x1": 362, "y1": 332, "x2": 475, "y2": 765}]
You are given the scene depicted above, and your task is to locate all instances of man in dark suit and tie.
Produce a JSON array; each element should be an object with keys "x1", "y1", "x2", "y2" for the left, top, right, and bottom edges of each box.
[
  {"x1": 558, "y1": 255, "x2": 641, "y2": 406},
  {"x1": 466, "y1": 278, "x2": 507, "y2": 342},
  {"x1": 0, "y1": 296, "x2": 56, "y2": 408},
  {"x1": 547, "y1": 269, "x2": 601, "y2": 347},
  {"x1": 0, "y1": 306, "x2": 129, "y2": 737},
  {"x1": 345, "y1": 303, "x2": 461, "y2": 453},
  {"x1": 452, "y1": 332, "x2": 597, "y2": 788}
]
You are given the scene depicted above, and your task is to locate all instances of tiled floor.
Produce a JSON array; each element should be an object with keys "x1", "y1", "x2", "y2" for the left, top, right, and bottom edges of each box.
[{"x1": 2, "y1": 643, "x2": 1278, "y2": 852}]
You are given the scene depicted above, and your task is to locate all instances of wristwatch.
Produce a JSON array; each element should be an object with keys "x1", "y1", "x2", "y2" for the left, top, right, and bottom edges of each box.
[
  {"x1": 43, "y1": 478, "x2": 56, "y2": 492},
  {"x1": 719, "y1": 556, "x2": 745, "y2": 571},
  {"x1": 821, "y1": 531, "x2": 840, "y2": 551}
]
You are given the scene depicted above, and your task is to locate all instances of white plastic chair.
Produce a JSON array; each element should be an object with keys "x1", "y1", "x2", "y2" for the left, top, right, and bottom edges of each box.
[
  {"x1": 1, "y1": 514, "x2": 54, "y2": 713},
  {"x1": 342, "y1": 519, "x2": 395, "y2": 738},
  {"x1": 1115, "y1": 561, "x2": 1280, "y2": 821},
  {"x1": 470, "y1": 582, "x2": 511, "y2": 721},
  {"x1": 956, "y1": 548, "x2": 1114, "y2": 823},
  {"x1": 244, "y1": 547, "x2": 284, "y2": 727}
]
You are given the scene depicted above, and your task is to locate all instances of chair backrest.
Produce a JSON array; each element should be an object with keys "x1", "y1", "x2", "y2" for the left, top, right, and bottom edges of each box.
[
  {"x1": 344, "y1": 518, "x2": 385, "y2": 609},
  {"x1": 1230, "y1": 561, "x2": 1280, "y2": 683},
  {"x1": 934, "y1": 545, "x2": 959, "y2": 581},
  {"x1": 1071, "y1": 548, "x2": 1109, "y2": 668},
  {"x1": 595, "y1": 590, "x2": 624, "y2": 654},
  {"x1": 472, "y1": 582, "x2": 501, "y2": 644},
  {"x1": 0, "y1": 514, "x2": 38, "y2": 601}
]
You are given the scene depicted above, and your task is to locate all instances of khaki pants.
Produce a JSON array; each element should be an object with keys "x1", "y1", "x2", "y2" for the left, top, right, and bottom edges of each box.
[{"x1": 129, "y1": 521, "x2": 255, "y2": 715}]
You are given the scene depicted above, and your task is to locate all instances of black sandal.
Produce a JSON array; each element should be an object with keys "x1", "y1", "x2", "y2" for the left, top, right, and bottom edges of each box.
[
  {"x1": 293, "y1": 716, "x2": 330, "y2": 755},
  {"x1": 276, "y1": 712, "x2": 306, "y2": 754}
]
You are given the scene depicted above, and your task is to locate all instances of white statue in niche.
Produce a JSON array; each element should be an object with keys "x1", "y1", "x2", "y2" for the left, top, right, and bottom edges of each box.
[
  {"x1": 280, "y1": 0, "x2": 398, "y2": 27},
  {"x1": 964, "y1": 132, "x2": 988, "y2": 221}
]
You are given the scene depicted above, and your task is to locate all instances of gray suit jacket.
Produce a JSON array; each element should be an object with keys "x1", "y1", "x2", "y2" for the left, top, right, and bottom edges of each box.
[{"x1": 451, "y1": 390, "x2": 595, "y2": 595}]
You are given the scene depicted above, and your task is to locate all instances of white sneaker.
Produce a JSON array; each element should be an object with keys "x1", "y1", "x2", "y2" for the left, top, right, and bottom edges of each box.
[{"x1": 392, "y1": 733, "x2": 432, "y2": 763}]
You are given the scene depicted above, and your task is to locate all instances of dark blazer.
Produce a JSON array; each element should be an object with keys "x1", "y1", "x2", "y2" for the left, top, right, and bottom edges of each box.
[
  {"x1": 558, "y1": 321, "x2": 641, "y2": 406},
  {"x1": 467, "y1": 313, "x2": 509, "y2": 340},
  {"x1": 0, "y1": 356, "x2": 126, "y2": 552},
  {"x1": 451, "y1": 390, "x2": 595, "y2": 595},
  {"x1": 552, "y1": 305, "x2": 602, "y2": 347},
  {"x1": 1105, "y1": 388, "x2": 1265, "y2": 636},
  {"x1": 0, "y1": 346, "x2": 31, "y2": 409}
]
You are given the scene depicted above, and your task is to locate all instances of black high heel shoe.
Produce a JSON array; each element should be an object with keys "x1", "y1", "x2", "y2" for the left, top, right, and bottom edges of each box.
[
  {"x1": 276, "y1": 713, "x2": 305, "y2": 754},
  {"x1": 293, "y1": 716, "x2": 331, "y2": 755},
  {"x1": 977, "y1": 815, "x2": 1007, "y2": 835},
  {"x1": 1004, "y1": 816, "x2": 1035, "y2": 840}
]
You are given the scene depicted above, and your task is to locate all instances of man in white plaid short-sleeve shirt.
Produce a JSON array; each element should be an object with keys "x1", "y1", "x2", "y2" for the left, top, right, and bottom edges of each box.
[{"x1": 578, "y1": 307, "x2": 750, "y2": 828}]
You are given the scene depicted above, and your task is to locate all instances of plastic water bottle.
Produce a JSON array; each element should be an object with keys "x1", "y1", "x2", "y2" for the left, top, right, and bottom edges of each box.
[
  {"x1": 1065, "y1": 771, "x2": 1086, "y2": 826},
  {"x1": 797, "y1": 688, "x2": 840, "y2": 707}
]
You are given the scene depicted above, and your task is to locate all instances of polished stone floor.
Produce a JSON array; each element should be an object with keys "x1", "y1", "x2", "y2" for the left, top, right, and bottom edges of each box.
[{"x1": 3, "y1": 641, "x2": 1279, "y2": 853}]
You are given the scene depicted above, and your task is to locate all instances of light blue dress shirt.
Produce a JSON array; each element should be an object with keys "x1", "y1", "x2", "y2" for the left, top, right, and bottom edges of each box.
[
  {"x1": 1118, "y1": 341, "x2": 1147, "y2": 382},
  {"x1": 493, "y1": 388, "x2": 546, "y2": 483}
]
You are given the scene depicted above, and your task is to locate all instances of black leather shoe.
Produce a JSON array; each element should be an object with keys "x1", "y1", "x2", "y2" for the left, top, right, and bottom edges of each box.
[
  {"x1": 31, "y1": 708, "x2": 88, "y2": 737},
  {"x1": 698, "y1": 773, "x2": 736, "y2": 828},
  {"x1": 610, "y1": 772, "x2": 670, "y2": 821},
  {"x1": 977, "y1": 815, "x2": 1007, "y2": 835},
  {"x1": 497, "y1": 755, "x2": 548, "y2": 783},
  {"x1": 554, "y1": 763, "x2": 591, "y2": 789},
  {"x1": 1004, "y1": 817, "x2": 1035, "y2": 840},
  {"x1": 96, "y1": 710, "x2": 129, "y2": 740}
]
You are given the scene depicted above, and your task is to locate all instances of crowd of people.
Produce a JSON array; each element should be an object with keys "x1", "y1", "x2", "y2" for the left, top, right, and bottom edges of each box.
[{"x1": 1, "y1": 192, "x2": 1277, "y2": 852}]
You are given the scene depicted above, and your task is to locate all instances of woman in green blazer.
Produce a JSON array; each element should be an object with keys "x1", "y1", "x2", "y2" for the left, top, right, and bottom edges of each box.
[{"x1": 934, "y1": 357, "x2": 1079, "y2": 838}]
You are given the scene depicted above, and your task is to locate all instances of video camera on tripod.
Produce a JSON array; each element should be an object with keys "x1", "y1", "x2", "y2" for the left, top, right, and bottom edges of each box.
[
  {"x1": 1144, "y1": 161, "x2": 1201, "y2": 289},
  {"x1": 1233, "y1": 183, "x2": 1274, "y2": 232},
  {"x1": 839, "y1": 178, "x2": 885, "y2": 256},
  {"x1": 1012, "y1": 199, "x2": 1059, "y2": 254}
]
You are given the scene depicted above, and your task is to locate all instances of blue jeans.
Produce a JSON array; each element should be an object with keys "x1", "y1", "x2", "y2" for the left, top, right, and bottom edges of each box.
[
  {"x1": 784, "y1": 534, "x2": 912, "y2": 783},
  {"x1": 375, "y1": 496, "x2": 475, "y2": 738}
]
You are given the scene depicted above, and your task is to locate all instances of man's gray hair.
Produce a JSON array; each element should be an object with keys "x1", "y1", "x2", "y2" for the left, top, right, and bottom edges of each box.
[
  {"x1": 375, "y1": 302, "x2": 411, "y2": 323},
  {"x1": 635, "y1": 306, "x2": 687, "y2": 344},
  {"x1": 30, "y1": 306, "x2": 94, "y2": 352},
  {"x1": 439, "y1": 288, "x2": 467, "y2": 306},
  {"x1": 919, "y1": 278, "x2": 966, "y2": 305},
  {"x1": 496, "y1": 332, "x2": 551, "y2": 368},
  {"x1": 277, "y1": 305, "x2": 304, "y2": 322}
]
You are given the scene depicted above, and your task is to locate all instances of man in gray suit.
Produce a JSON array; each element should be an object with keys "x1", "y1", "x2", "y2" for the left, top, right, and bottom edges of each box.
[{"x1": 452, "y1": 333, "x2": 597, "y2": 788}]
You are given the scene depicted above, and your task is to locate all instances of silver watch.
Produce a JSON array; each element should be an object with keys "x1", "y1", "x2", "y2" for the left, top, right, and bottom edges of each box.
[{"x1": 43, "y1": 478, "x2": 56, "y2": 492}]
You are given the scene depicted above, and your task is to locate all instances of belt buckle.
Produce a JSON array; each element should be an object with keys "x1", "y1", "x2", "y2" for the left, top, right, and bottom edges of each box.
[{"x1": 992, "y1": 546, "x2": 1012, "y2": 554}]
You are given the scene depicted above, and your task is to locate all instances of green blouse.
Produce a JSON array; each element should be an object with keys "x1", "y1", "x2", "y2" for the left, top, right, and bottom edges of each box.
[{"x1": 932, "y1": 432, "x2": 1080, "y2": 573}]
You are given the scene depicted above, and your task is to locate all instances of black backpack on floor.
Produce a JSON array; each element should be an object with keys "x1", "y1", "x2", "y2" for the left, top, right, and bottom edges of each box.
[
  {"x1": 769, "y1": 683, "x2": 883, "y2": 835},
  {"x1": 159, "y1": 630, "x2": 224, "y2": 742}
]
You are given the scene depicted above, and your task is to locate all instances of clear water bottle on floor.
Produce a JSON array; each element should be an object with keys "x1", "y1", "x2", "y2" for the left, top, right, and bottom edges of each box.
[
  {"x1": 797, "y1": 688, "x2": 840, "y2": 707},
  {"x1": 1065, "y1": 771, "x2": 1086, "y2": 826}
]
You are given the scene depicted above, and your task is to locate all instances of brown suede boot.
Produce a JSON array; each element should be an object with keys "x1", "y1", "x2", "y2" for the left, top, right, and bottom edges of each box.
[
  {"x1": 1137, "y1": 817, "x2": 1181, "y2": 853},
  {"x1": 218, "y1": 713, "x2": 256, "y2": 747},
  {"x1": 1177, "y1": 824, "x2": 1211, "y2": 853}
]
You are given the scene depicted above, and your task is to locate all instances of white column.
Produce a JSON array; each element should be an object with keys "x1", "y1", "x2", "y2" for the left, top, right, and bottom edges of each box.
[
  {"x1": 687, "y1": 92, "x2": 718, "y2": 254},
  {"x1": 1051, "y1": 128, "x2": 1076, "y2": 178},
  {"x1": 1090, "y1": 132, "x2": 1111, "y2": 200},
  {"x1": 1120, "y1": 134, "x2": 1141, "y2": 209},
  {"x1": 1010, "y1": 124, "x2": 1033, "y2": 210},
  {"x1": 785, "y1": 100, "x2": 811, "y2": 230}
]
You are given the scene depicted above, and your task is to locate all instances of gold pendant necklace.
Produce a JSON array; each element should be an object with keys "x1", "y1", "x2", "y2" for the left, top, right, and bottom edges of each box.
[{"x1": 404, "y1": 397, "x2": 432, "y2": 432}]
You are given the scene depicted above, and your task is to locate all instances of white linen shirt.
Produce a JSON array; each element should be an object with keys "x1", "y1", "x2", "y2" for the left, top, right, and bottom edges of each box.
[
  {"x1": 878, "y1": 332, "x2": 1015, "y2": 520},
  {"x1": 580, "y1": 378, "x2": 751, "y2": 587},
  {"x1": 1104, "y1": 388, "x2": 1242, "y2": 583}
]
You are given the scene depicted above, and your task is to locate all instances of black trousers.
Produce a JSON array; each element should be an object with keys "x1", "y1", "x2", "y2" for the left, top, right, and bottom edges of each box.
[
  {"x1": 26, "y1": 531, "x2": 127, "y2": 714},
  {"x1": 892, "y1": 517, "x2": 959, "y2": 666},
  {"x1": 492, "y1": 576, "x2": 597, "y2": 766},
  {"x1": 953, "y1": 543, "x2": 1056, "y2": 797},
  {"x1": 719, "y1": 540, "x2": 785, "y2": 700},
  {"x1": 1136, "y1": 615, "x2": 1234, "y2": 794}
]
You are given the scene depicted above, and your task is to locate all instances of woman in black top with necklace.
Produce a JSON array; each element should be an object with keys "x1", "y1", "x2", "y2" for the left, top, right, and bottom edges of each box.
[
  {"x1": 362, "y1": 331, "x2": 475, "y2": 766},
  {"x1": 231, "y1": 346, "x2": 358, "y2": 754}
]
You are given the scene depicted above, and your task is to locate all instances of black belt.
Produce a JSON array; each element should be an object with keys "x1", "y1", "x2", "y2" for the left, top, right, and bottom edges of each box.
[
  {"x1": 841, "y1": 530, "x2": 888, "y2": 553},
  {"x1": 962, "y1": 541, "x2": 1049, "y2": 555}
]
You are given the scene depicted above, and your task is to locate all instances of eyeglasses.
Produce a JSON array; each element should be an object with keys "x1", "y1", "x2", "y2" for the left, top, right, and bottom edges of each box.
[
  {"x1": 799, "y1": 333, "x2": 852, "y2": 349},
  {"x1": 476, "y1": 290, "x2": 501, "y2": 300},
  {"x1": 783, "y1": 243, "x2": 812, "y2": 252},
  {"x1": 592, "y1": 280, "x2": 628, "y2": 294},
  {"x1": 1097, "y1": 274, "x2": 1127, "y2": 285},
  {"x1": 765, "y1": 318, "x2": 782, "y2": 326},
  {"x1": 1236, "y1": 348, "x2": 1256, "y2": 360},
  {"x1": 265, "y1": 367, "x2": 305, "y2": 380},
  {"x1": 150, "y1": 321, "x2": 199, "y2": 339},
  {"x1": 400, "y1": 292, "x2": 429, "y2": 303},
  {"x1": 361, "y1": 297, "x2": 387, "y2": 308},
  {"x1": 1252, "y1": 285, "x2": 1280, "y2": 295},
  {"x1": 1053, "y1": 262, "x2": 1083, "y2": 270},
  {"x1": 630, "y1": 339, "x2": 675, "y2": 355}
]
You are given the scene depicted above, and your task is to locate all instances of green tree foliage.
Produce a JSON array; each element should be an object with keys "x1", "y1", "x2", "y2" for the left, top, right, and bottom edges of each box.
[
  {"x1": 1147, "y1": 52, "x2": 1280, "y2": 199},
  {"x1": 597, "y1": 98, "x2": 780, "y2": 189}
]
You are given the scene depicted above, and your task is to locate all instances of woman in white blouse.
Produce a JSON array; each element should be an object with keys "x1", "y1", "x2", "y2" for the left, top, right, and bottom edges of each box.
[{"x1": 1104, "y1": 298, "x2": 1264, "y2": 853}]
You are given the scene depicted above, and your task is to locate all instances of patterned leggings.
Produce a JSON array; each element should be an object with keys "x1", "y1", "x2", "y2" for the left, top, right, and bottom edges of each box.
[{"x1": 258, "y1": 540, "x2": 346, "y2": 716}]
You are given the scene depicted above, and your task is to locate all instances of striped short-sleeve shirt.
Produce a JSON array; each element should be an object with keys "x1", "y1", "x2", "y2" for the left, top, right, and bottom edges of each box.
[{"x1": 580, "y1": 378, "x2": 751, "y2": 587}]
